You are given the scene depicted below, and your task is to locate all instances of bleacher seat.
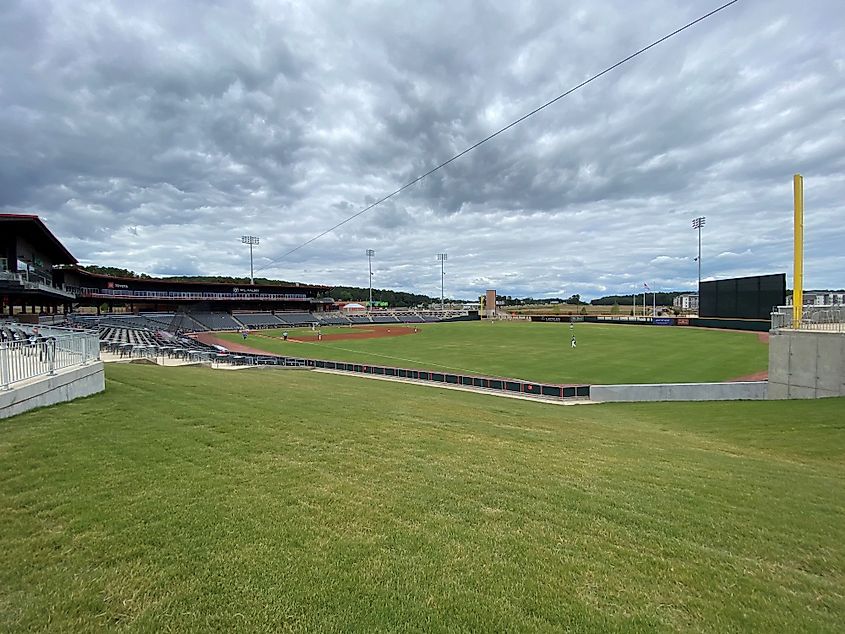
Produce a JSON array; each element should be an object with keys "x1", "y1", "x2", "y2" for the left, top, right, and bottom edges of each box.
[
  {"x1": 235, "y1": 313, "x2": 284, "y2": 328},
  {"x1": 276, "y1": 312, "x2": 317, "y2": 326},
  {"x1": 316, "y1": 314, "x2": 351, "y2": 325},
  {"x1": 191, "y1": 312, "x2": 243, "y2": 331}
]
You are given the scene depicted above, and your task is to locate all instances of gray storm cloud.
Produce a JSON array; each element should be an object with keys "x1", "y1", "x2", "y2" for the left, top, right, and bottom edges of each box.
[{"x1": 1, "y1": 0, "x2": 843, "y2": 299}]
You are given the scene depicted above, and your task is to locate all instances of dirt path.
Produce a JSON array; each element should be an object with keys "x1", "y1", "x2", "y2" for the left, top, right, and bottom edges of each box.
[
  {"x1": 288, "y1": 325, "x2": 419, "y2": 342},
  {"x1": 193, "y1": 325, "x2": 420, "y2": 354}
]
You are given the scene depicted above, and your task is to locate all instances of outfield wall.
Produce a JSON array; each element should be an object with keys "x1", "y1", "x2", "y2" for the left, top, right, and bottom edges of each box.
[
  {"x1": 591, "y1": 381, "x2": 767, "y2": 402},
  {"x1": 254, "y1": 355, "x2": 591, "y2": 401},
  {"x1": 768, "y1": 329, "x2": 845, "y2": 399},
  {"x1": 528, "y1": 315, "x2": 770, "y2": 331},
  {"x1": 251, "y1": 353, "x2": 769, "y2": 403}
]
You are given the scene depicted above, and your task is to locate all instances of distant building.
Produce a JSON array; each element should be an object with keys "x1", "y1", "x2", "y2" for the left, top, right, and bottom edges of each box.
[
  {"x1": 483, "y1": 289, "x2": 497, "y2": 318},
  {"x1": 673, "y1": 293, "x2": 699, "y2": 311},
  {"x1": 786, "y1": 291, "x2": 844, "y2": 306}
]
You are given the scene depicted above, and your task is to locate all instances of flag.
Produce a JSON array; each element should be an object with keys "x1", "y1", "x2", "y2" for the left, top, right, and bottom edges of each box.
[{"x1": 643, "y1": 282, "x2": 650, "y2": 291}]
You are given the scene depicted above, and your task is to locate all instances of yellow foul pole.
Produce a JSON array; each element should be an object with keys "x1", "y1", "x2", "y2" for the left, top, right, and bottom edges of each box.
[{"x1": 793, "y1": 174, "x2": 804, "y2": 328}]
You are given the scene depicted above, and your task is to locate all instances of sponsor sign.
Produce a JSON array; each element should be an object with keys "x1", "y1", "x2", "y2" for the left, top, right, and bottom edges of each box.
[
  {"x1": 107, "y1": 282, "x2": 129, "y2": 289},
  {"x1": 677, "y1": 318, "x2": 690, "y2": 326},
  {"x1": 654, "y1": 317, "x2": 674, "y2": 326},
  {"x1": 233, "y1": 287, "x2": 260, "y2": 293}
]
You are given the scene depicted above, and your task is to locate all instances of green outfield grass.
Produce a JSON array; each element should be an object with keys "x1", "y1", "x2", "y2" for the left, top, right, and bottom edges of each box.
[
  {"x1": 1, "y1": 364, "x2": 842, "y2": 632},
  {"x1": 218, "y1": 321, "x2": 768, "y2": 384}
]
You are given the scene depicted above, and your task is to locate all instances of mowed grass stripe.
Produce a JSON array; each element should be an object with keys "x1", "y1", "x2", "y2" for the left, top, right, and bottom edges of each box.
[
  {"x1": 1, "y1": 364, "x2": 842, "y2": 632},
  {"x1": 219, "y1": 321, "x2": 768, "y2": 384}
]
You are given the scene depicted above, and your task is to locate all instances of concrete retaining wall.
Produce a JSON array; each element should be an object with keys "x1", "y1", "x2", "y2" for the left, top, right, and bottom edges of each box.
[
  {"x1": 768, "y1": 329, "x2": 845, "y2": 399},
  {"x1": 0, "y1": 361, "x2": 105, "y2": 419},
  {"x1": 591, "y1": 381, "x2": 767, "y2": 403}
]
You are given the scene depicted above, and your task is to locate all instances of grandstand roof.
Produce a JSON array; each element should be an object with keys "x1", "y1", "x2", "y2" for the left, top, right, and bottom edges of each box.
[
  {"x1": 62, "y1": 266, "x2": 330, "y2": 291},
  {"x1": 0, "y1": 213, "x2": 77, "y2": 264}
]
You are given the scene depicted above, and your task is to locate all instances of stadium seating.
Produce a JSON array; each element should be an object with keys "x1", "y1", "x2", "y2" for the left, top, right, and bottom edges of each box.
[
  {"x1": 402, "y1": 314, "x2": 425, "y2": 323},
  {"x1": 370, "y1": 315, "x2": 401, "y2": 324},
  {"x1": 275, "y1": 312, "x2": 317, "y2": 326},
  {"x1": 235, "y1": 313, "x2": 284, "y2": 328},
  {"x1": 191, "y1": 312, "x2": 243, "y2": 331},
  {"x1": 168, "y1": 313, "x2": 209, "y2": 332},
  {"x1": 316, "y1": 314, "x2": 351, "y2": 325}
]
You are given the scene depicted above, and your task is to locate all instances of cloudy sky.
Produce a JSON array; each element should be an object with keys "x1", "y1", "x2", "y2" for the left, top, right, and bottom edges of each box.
[{"x1": 1, "y1": 0, "x2": 843, "y2": 299}]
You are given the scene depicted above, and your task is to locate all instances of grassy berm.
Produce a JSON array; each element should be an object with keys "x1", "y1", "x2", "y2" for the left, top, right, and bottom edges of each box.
[{"x1": 1, "y1": 364, "x2": 842, "y2": 632}]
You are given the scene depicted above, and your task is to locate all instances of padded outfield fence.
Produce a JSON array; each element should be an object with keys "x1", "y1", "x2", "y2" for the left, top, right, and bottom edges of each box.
[
  {"x1": 529, "y1": 314, "x2": 771, "y2": 332},
  {"x1": 248, "y1": 354, "x2": 591, "y2": 400}
]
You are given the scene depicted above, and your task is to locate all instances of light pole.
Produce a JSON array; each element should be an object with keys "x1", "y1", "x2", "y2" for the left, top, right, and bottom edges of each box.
[
  {"x1": 437, "y1": 253, "x2": 447, "y2": 310},
  {"x1": 241, "y1": 235, "x2": 259, "y2": 284},
  {"x1": 366, "y1": 249, "x2": 375, "y2": 312},
  {"x1": 692, "y1": 217, "x2": 705, "y2": 291}
]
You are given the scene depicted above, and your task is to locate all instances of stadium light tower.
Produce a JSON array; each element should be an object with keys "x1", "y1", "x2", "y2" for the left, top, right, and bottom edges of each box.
[
  {"x1": 241, "y1": 235, "x2": 260, "y2": 285},
  {"x1": 366, "y1": 249, "x2": 375, "y2": 312},
  {"x1": 692, "y1": 216, "x2": 705, "y2": 290},
  {"x1": 437, "y1": 253, "x2": 447, "y2": 310}
]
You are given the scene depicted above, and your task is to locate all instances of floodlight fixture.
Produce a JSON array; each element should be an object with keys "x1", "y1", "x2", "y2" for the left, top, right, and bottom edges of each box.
[
  {"x1": 366, "y1": 249, "x2": 375, "y2": 311},
  {"x1": 691, "y1": 217, "x2": 705, "y2": 289},
  {"x1": 437, "y1": 253, "x2": 447, "y2": 310},
  {"x1": 241, "y1": 235, "x2": 260, "y2": 284}
]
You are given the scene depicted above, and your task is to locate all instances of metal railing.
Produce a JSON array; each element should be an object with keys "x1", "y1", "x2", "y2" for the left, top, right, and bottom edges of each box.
[
  {"x1": 78, "y1": 287, "x2": 309, "y2": 301},
  {"x1": 0, "y1": 271, "x2": 76, "y2": 298},
  {"x1": 0, "y1": 327, "x2": 100, "y2": 389},
  {"x1": 771, "y1": 305, "x2": 845, "y2": 333}
]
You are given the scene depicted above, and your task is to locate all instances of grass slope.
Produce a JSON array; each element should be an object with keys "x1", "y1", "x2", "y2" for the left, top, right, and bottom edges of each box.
[
  {"x1": 1, "y1": 364, "x2": 842, "y2": 632},
  {"x1": 219, "y1": 321, "x2": 768, "y2": 384}
]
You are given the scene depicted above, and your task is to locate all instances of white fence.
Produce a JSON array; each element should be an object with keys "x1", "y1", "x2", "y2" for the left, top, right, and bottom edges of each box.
[
  {"x1": 771, "y1": 305, "x2": 845, "y2": 333},
  {"x1": 0, "y1": 326, "x2": 100, "y2": 390}
]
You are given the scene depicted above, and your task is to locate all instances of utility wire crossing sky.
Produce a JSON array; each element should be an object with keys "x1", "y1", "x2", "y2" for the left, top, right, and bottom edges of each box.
[{"x1": 1, "y1": 0, "x2": 843, "y2": 299}]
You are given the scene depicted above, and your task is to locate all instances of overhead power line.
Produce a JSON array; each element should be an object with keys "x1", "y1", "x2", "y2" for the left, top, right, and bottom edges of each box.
[{"x1": 256, "y1": 0, "x2": 741, "y2": 273}]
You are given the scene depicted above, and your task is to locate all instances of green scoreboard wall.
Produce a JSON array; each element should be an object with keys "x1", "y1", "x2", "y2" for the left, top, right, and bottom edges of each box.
[{"x1": 699, "y1": 273, "x2": 786, "y2": 320}]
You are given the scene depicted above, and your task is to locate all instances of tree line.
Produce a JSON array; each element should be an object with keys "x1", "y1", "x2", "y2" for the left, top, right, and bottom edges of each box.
[{"x1": 325, "y1": 286, "x2": 439, "y2": 308}]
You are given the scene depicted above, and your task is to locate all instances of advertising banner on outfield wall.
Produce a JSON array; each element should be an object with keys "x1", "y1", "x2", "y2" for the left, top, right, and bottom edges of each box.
[{"x1": 654, "y1": 318, "x2": 674, "y2": 326}]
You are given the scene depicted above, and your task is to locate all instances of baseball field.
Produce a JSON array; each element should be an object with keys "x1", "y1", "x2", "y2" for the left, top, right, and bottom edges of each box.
[
  {"x1": 212, "y1": 320, "x2": 769, "y2": 384},
  {"x1": 1, "y1": 363, "x2": 842, "y2": 632}
]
